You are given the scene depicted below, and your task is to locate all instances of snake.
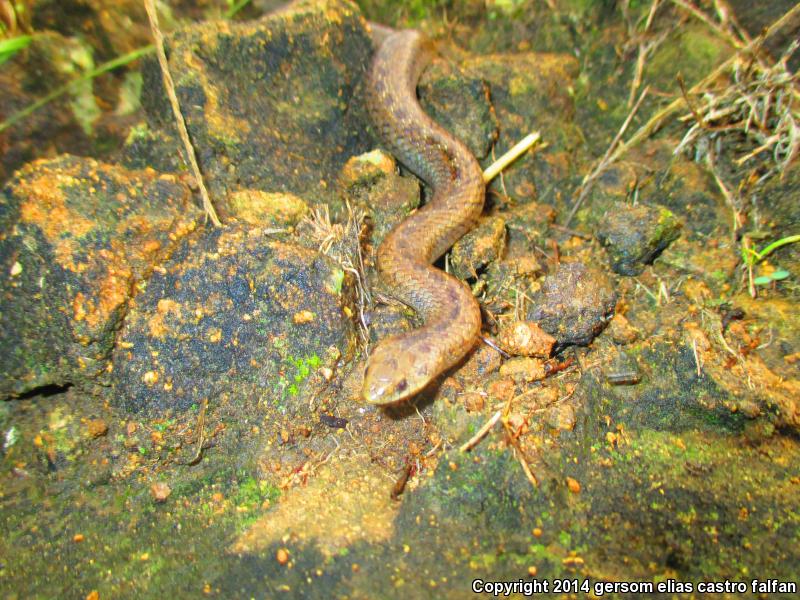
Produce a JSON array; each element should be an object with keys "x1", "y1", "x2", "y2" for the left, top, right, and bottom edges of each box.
[{"x1": 362, "y1": 30, "x2": 486, "y2": 405}]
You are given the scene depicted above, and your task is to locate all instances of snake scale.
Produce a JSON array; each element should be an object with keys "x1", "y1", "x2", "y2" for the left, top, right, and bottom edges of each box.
[{"x1": 363, "y1": 30, "x2": 486, "y2": 405}]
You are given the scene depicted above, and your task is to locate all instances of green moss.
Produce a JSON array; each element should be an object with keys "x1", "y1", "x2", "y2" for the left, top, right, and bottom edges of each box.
[
  {"x1": 648, "y1": 24, "x2": 731, "y2": 91},
  {"x1": 329, "y1": 268, "x2": 345, "y2": 295},
  {"x1": 234, "y1": 476, "x2": 281, "y2": 508},
  {"x1": 274, "y1": 353, "x2": 322, "y2": 400}
]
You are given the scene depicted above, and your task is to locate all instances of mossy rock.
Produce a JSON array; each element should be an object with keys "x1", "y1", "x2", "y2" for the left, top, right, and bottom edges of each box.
[{"x1": 0, "y1": 155, "x2": 199, "y2": 397}]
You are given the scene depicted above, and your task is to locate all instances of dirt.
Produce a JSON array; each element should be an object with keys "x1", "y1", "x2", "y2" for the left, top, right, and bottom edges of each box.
[{"x1": 1, "y1": 0, "x2": 799, "y2": 598}]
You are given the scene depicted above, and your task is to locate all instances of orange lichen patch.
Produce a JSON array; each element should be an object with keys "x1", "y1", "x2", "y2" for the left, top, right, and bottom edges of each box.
[
  {"x1": 183, "y1": 49, "x2": 251, "y2": 144},
  {"x1": 293, "y1": 310, "x2": 315, "y2": 324},
  {"x1": 92, "y1": 264, "x2": 133, "y2": 329},
  {"x1": 231, "y1": 457, "x2": 396, "y2": 558},
  {"x1": 499, "y1": 357, "x2": 547, "y2": 383},
  {"x1": 227, "y1": 190, "x2": 309, "y2": 227},
  {"x1": 148, "y1": 299, "x2": 182, "y2": 339},
  {"x1": 15, "y1": 167, "x2": 95, "y2": 272},
  {"x1": 496, "y1": 320, "x2": 556, "y2": 358},
  {"x1": 72, "y1": 292, "x2": 89, "y2": 323},
  {"x1": 339, "y1": 150, "x2": 396, "y2": 186}
]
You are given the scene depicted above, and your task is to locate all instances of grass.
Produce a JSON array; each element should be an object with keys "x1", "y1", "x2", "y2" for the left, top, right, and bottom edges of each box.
[
  {"x1": 0, "y1": 0, "x2": 255, "y2": 136},
  {"x1": 742, "y1": 234, "x2": 800, "y2": 295},
  {"x1": 0, "y1": 34, "x2": 31, "y2": 65},
  {"x1": 0, "y1": 44, "x2": 155, "y2": 134}
]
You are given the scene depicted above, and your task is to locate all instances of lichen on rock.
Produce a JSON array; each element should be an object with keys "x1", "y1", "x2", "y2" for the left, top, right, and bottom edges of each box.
[
  {"x1": 0, "y1": 155, "x2": 199, "y2": 397},
  {"x1": 111, "y1": 225, "x2": 357, "y2": 414}
]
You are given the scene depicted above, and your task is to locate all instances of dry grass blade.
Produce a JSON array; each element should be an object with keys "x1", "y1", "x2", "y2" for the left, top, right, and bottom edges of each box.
[
  {"x1": 675, "y1": 36, "x2": 800, "y2": 178},
  {"x1": 604, "y1": 2, "x2": 800, "y2": 173},
  {"x1": 302, "y1": 203, "x2": 371, "y2": 345},
  {"x1": 143, "y1": 0, "x2": 221, "y2": 227},
  {"x1": 564, "y1": 86, "x2": 650, "y2": 226}
]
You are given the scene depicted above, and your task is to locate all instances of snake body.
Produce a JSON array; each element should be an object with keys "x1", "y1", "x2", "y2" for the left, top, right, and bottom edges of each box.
[{"x1": 363, "y1": 30, "x2": 485, "y2": 405}]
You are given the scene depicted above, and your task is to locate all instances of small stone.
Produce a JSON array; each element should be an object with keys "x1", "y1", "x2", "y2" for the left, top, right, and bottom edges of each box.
[
  {"x1": 150, "y1": 482, "x2": 171, "y2": 502},
  {"x1": 545, "y1": 404, "x2": 576, "y2": 431},
  {"x1": 496, "y1": 320, "x2": 556, "y2": 357},
  {"x1": 292, "y1": 310, "x2": 315, "y2": 324},
  {"x1": 450, "y1": 216, "x2": 507, "y2": 280},
  {"x1": 419, "y1": 61, "x2": 498, "y2": 160},
  {"x1": 607, "y1": 313, "x2": 639, "y2": 344},
  {"x1": 227, "y1": 190, "x2": 309, "y2": 228},
  {"x1": 339, "y1": 150, "x2": 396, "y2": 185},
  {"x1": 276, "y1": 548, "x2": 290, "y2": 565},
  {"x1": 486, "y1": 378, "x2": 516, "y2": 402},
  {"x1": 527, "y1": 262, "x2": 617, "y2": 349},
  {"x1": 566, "y1": 477, "x2": 581, "y2": 493},
  {"x1": 596, "y1": 202, "x2": 682, "y2": 276},
  {"x1": 462, "y1": 392, "x2": 485, "y2": 413},
  {"x1": 499, "y1": 357, "x2": 547, "y2": 382},
  {"x1": 86, "y1": 418, "x2": 108, "y2": 438}
]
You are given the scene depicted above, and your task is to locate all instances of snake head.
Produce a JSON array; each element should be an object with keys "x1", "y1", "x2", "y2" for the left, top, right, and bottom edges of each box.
[{"x1": 362, "y1": 339, "x2": 429, "y2": 405}]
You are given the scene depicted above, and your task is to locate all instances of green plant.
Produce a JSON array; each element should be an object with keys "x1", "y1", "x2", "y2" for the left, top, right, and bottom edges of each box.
[
  {"x1": 753, "y1": 269, "x2": 790, "y2": 287},
  {"x1": 0, "y1": 33, "x2": 31, "y2": 65},
  {"x1": 742, "y1": 234, "x2": 800, "y2": 296}
]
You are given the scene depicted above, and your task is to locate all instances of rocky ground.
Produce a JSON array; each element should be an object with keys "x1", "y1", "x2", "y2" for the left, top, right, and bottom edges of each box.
[{"x1": 1, "y1": 0, "x2": 799, "y2": 598}]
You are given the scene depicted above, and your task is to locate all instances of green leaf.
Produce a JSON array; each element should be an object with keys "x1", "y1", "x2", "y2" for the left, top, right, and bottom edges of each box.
[
  {"x1": 753, "y1": 276, "x2": 773, "y2": 286},
  {"x1": 770, "y1": 269, "x2": 790, "y2": 281},
  {"x1": 0, "y1": 35, "x2": 32, "y2": 66}
]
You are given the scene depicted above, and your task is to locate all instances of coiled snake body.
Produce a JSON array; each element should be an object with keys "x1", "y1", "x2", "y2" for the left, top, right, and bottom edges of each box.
[{"x1": 363, "y1": 30, "x2": 485, "y2": 405}]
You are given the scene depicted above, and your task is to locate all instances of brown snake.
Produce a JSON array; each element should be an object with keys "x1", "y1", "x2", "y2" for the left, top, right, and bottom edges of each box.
[{"x1": 363, "y1": 30, "x2": 485, "y2": 405}]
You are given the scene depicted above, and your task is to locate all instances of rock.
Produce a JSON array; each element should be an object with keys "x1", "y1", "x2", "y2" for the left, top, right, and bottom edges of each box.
[
  {"x1": 596, "y1": 202, "x2": 682, "y2": 275},
  {"x1": 462, "y1": 52, "x2": 580, "y2": 201},
  {"x1": 138, "y1": 0, "x2": 374, "y2": 209},
  {"x1": 337, "y1": 151, "x2": 419, "y2": 247},
  {"x1": 607, "y1": 313, "x2": 640, "y2": 345},
  {"x1": 419, "y1": 61, "x2": 499, "y2": 160},
  {"x1": 486, "y1": 377, "x2": 515, "y2": 402},
  {"x1": 526, "y1": 262, "x2": 617, "y2": 349},
  {"x1": 485, "y1": 254, "x2": 543, "y2": 298},
  {"x1": 498, "y1": 357, "x2": 547, "y2": 383},
  {"x1": 496, "y1": 320, "x2": 556, "y2": 358},
  {"x1": 462, "y1": 391, "x2": 485, "y2": 413},
  {"x1": 450, "y1": 216, "x2": 506, "y2": 280},
  {"x1": 227, "y1": 190, "x2": 309, "y2": 228},
  {"x1": 504, "y1": 201, "x2": 557, "y2": 249},
  {"x1": 0, "y1": 155, "x2": 199, "y2": 398},
  {"x1": 366, "y1": 303, "x2": 414, "y2": 346},
  {"x1": 31, "y1": 0, "x2": 153, "y2": 61},
  {"x1": 111, "y1": 225, "x2": 356, "y2": 414},
  {"x1": 545, "y1": 404, "x2": 576, "y2": 431},
  {"x1": 86, "y1": 418, "x2": 109, "y2": 438}
]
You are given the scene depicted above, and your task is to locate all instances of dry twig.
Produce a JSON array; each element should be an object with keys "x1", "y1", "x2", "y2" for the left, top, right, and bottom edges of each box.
[{"x1": 143, "y1": 0, "x2": 221, "y2": 227}]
